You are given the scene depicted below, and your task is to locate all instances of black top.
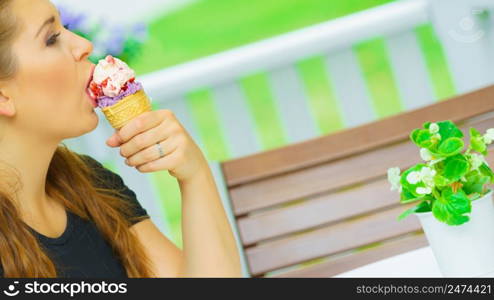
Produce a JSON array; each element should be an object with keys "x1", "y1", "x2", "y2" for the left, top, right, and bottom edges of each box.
[{"x1": 0, "y1": 154, "x2": 150, "y2": 278}]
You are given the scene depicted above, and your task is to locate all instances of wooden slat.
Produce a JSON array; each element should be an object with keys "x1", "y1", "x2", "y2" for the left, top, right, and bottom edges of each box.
[
  {"x1": 241, "y1": 117, "x2": 494, "y2": 238},
  {"x1": 230, "y1": 114, "x2": 494, "y2": 214},
  {"x1": 270, "y1": 233, "x2": 427, "y2": 278},
  {"x1": 241, "y1": 141, "x2": 494, "y2": 276},
  {"x1": 222, "y1": 84, "x2": 494, "y2": 187},
  {"x1": 245, "y1": 205, "x2": 420, "y2": 275},
  {"x1": 238, "y1": 179, "x2": 397, "y2": 245},
  {"x1": 231, "y1": 141, "x2": 417, "y2": 214}
]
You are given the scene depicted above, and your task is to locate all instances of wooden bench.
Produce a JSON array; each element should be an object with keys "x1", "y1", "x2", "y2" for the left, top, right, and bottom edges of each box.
[{"x1": 220, "y1": 84, "x2": 494, "y2": 277}]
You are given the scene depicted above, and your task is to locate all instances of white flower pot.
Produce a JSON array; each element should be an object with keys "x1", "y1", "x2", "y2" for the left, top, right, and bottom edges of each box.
[{"x1": 414, "y1": 191, "x2": 494, "y2": 277}]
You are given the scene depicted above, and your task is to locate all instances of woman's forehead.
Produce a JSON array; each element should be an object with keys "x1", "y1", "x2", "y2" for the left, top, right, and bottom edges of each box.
[{"x1": 12, "y1": 0, "x2": 58, "y2": 37}]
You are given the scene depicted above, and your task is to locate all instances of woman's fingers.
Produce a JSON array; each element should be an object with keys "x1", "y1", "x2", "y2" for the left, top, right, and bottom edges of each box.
[{"x1": 125, "y1": 136, "x2": 178, "y2": 167}]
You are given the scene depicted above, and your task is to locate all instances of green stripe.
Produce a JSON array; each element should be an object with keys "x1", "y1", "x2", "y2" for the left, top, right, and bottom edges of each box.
[
  {"x1": 186, "y1": 89, "x2": 230, "y2": 161},
  {"x1": 151, "y1": 100, "x2": 161, "y2": 111},
  {"x1": 133, "y1": 0, "x2": 395, "y2": 75},
  {"x1": 414, "y1": 24, "x2": 456, "y2": 101},
  {"x1": 150, "y1": 171, "x2": 183, "y2": 248},
  {"x1": 296, "y1": 56, "x2": 344, "y2": 134},
  {"x1": 239, "y1": 73, "x2": 287, "y2": 150},
  {"x1": 355, "y1": 38, "x2": 403, "y2": 118},
  {"x1": 102, "y1": 160, "x2": 118, "y2": 173}
]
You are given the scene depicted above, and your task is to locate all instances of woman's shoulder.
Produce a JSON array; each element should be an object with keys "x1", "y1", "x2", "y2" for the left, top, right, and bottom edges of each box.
[
  {"x1": 79, "y1": 154, "x2": 126, "y2": 190},
  {"x1": 78, "y1": 154, "x2": 150, "y2": 225}
]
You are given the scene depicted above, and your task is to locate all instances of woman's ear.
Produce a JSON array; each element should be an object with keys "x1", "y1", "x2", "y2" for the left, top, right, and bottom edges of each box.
[{"x1": 0, "y1": 90, "x2": 15, "y2": 117}]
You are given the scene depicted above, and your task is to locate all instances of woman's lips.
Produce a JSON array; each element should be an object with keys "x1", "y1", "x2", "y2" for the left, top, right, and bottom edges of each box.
[
  {"x1": 86, "y1": 89, "x2": 98, "y2": 108},
  {"x1": 86, "y1": 65, "x2": 98, "y2": 108}
]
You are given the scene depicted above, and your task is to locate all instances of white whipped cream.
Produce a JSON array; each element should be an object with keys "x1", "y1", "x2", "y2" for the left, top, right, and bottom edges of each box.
[{"x1": 93, "y1": 55, "x2": 135, "y2": 97}]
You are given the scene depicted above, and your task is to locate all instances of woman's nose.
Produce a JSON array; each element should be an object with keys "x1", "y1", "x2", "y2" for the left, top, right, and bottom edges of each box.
[{"x1": 72, "y1": 34, "x2": 94, "y2": 61}]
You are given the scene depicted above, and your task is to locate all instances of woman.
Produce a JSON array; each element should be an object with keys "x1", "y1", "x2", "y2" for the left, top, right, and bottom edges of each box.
[{"x1": 0, "y1": 0, "x2": 242, "y2": 278}]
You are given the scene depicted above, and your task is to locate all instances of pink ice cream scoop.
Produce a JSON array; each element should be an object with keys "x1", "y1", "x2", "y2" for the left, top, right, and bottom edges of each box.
[{"x1": 88, "y1": 55, "x2": 144, "y2": 108}]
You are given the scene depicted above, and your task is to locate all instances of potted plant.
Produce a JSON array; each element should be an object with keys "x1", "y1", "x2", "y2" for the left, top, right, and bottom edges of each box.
[{"x1": 387, "y1": 120, "x2": 494, "y2": 277}]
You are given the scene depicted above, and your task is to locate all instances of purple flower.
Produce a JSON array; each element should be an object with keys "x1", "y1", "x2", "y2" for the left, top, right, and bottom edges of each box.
[
  {"x1": 57, "y1": 4, "x2": 87, "y2": 30},
  {"x1": 55, "y1": 4, "x2": 149, "y2": 63},
  {"x1": 131, "y1": 22, "x2": 148, "y2": 42},
  {"x1": 106, "y1": 26, "x2": 126, "y2": 56}
]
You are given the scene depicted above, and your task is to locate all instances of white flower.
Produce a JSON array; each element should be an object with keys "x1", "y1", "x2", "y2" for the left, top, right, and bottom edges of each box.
[
  {"x1": 406, "y1": 166, "x2": 436, "y2": 194},
  {"x1": 483, "y1": 128, "x2": 494, "y2": 144},
  {"x1": 470, "y1": 153, "x2": 486, "y2": 170},
  {"x1": 429, "y1": 123, "x2": 439, "y2": 134},
  {"x1": 420, "y1": 148, "x2": 433, "y2": 161},
  {"x1": 416, "y1": 186, "x2": 432, "y2": 195},
  {"x1": 387, "y1": 167, "x2": 401, "y2": 191},
  {"x1": 420, "y1": 167, "x2": 436, "y2": 187},
  {"x1": 406, "y1": 171, "x2": 421, "y2": 184}
]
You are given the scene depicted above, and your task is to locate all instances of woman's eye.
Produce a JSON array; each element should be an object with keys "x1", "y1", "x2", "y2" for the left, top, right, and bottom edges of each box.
[{"x1": 46, "y1": 32, "x2": 61, "y2": 46}]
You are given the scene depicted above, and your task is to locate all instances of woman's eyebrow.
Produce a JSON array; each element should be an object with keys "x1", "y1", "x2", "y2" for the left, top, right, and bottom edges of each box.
[
  {"x1": 34, "y1": 9, "x2": 62, "y2": 39},
  {"x1": 35, "y1": 15, "x2": 55, "y2": 39}
]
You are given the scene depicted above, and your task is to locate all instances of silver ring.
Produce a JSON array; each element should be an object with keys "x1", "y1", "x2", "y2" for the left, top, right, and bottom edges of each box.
[{"x1": 156, "y1": 142, "x2": 165, "y2": 158}]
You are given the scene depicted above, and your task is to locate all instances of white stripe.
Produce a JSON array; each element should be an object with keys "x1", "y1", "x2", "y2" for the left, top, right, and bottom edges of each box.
[
  {"x1": 212, "y1": 83, "x2": 261, "y2": 158},
  {"x1": 325, "y1": 49, "x2": 376, "y2": 127},
  {"x1": 429, "y1": 0, "x2": 494, "y2": 94},
  {"x1": 386, "y1": 31, "x2": 435, "y2": 110},
  {"x1": 140, "y1": 0, "x2": 430, "y2": 101},
  {"x1": 269, "y1": 65, "x2": 319, "y2": 143}
]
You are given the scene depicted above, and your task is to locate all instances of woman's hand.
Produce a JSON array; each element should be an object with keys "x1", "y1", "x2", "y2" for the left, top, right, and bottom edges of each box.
[{"x1": 105, "y1": 109, "x2": 209, "y2": 182}]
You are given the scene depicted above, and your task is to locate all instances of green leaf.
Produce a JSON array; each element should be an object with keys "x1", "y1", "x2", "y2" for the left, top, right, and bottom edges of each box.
[
  {"x1": 437, "y1": 137, "x2": 464, "y2": 156},
  {"x1": 462, "y1": 170, "x2": 489, "y2": 194},
  {"x1": 432, "y1": 187, "x2": 471, "y2": 225},
  {"x1": 415, "y1": 199, "x2": 432, "y2": 212},
  {"x1": 443, "y1": 154, "x2": 470, "y2": 182},
  {"x1": 398, "y1": 206, "x2": 418, "y2": 220},
  {"x1": 416, "y1": 130, "x2": 433, "y2": 148},
  {"x1": 400, "y1": 164, "x2": 429, "y2": 198},
  {"x1": 398, "y1": 200, "x2": 431, "y2": 221},
  {"x1": 469, "y1": 192, "x2": 482, "y2": 201},
  {"x1": 433, "y1": 175, "x2": 450, "y2": 187},
  {"x1": 400, "y1": 186, "x2": 422, "y2": 203},
  {"x1": 479, "y1": 163, "x2": 494, "y2": 183},
  {"x1": 410, "y1": 128, "x2": 421, "y2": 144},
  {"x1": 437, "y1": 120, "x2": 464, "y2": 141},
  {"x1": 470, "y1": 128, "x2": 487, "y2": 155}
]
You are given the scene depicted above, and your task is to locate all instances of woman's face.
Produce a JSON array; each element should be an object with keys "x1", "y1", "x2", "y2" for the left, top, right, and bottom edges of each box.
[{"x1": 0, "y1": 0, "x2": 98, "y2": 142}]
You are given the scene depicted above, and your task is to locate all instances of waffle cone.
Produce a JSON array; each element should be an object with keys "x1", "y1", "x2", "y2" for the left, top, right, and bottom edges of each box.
[{"x1": 101, "y1": 89, "x2": 152, "y2": 130}]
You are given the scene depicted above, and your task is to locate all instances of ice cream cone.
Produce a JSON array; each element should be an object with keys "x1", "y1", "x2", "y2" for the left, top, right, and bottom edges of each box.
[{"x1": 101, "y1": 89, "x2": 152, "y2": 130}]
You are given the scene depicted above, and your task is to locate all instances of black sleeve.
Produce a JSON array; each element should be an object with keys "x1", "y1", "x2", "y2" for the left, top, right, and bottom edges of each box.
[{"x1": 80, "y1": 154, "x2": 150, "y2": 226}]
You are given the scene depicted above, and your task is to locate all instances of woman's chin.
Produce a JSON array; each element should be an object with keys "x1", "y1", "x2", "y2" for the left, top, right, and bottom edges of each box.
[{"x1": 78, "y1": 112, "x2": 99, "y2": 136}]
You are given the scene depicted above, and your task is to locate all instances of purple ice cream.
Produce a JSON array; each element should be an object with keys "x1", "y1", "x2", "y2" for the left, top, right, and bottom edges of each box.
[{"x1": 97, "y1": 81, "x2": 143, "y2": 108}]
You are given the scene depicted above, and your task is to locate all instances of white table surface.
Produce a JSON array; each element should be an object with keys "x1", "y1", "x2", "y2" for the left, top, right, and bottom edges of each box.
[{"x1": 334, "y1": 246, "x2": 443, "y2": 277}]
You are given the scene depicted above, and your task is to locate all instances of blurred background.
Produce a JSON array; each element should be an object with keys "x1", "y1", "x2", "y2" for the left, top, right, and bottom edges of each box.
[{"x1": 54, "y1": 0, "x2": 494, "y2": 276}]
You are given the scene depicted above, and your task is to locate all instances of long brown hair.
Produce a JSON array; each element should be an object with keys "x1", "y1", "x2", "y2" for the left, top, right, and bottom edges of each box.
[{"x1": 0, "y1": 0, "x2": 155, "y2": 277}]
